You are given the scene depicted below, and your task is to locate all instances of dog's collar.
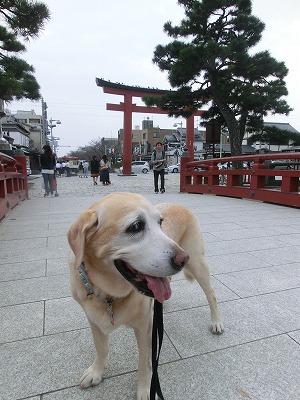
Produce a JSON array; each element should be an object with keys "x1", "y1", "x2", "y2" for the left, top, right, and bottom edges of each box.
[{"x1": 77, "y1": 262, "x2": 116, "y2": 325}]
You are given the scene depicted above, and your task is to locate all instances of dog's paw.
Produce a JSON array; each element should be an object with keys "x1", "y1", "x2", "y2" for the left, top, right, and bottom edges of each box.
[
  {"x1": 79, "y1": 365, "x2": 104, "y2": 389},
  {"x1": 136, "y1": 390, "x2": 149, "y2": 400},
  {"x1": 137, "y1": 385, "x2": 152, "y2": 400},
  {"x1": 211, "y1": 321, "x2": 224, "y2": 335}
]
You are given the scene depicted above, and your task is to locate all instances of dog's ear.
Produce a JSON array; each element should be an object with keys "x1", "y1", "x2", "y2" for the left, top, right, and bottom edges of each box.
[{"x1": 67, "y1": 209, "x2": 98, "y2": 268}]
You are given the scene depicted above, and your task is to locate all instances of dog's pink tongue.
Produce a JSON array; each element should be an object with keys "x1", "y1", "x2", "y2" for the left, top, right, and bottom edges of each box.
[{"x1": 145, "y1": 276, "x2": 171, "y2": 303}]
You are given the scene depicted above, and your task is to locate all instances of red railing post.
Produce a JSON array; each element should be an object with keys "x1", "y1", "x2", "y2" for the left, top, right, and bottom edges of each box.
[
  {"x1": 227, "y1": 172, "x2": 240, "y2": 187},
  {"x1": 208, "y1": 164, "x2": 219, "y2": 187},
  {"x1": 14, "y1": 155, "x2": 29, "y2": 199},
  {"x1": 250, "y1": 156, "x2": 266, "y2": 190},
  {"x1": 281, "y1": 176, "x2": 299, "y2": 193},
  {"x1": 180, "y1": 155, "x2": 190, "y2": 192},
  {"x1": 0, "y1": 152, "x2": 28, "y2": 220}
]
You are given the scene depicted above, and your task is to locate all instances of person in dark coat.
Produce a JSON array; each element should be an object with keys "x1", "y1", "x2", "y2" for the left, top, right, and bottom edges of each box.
[
  {"x1": 40, "y1": 144, "x2": 56, "y2": 197},
  {"x1": 78, "y1": 161, "x2": 84, "y2": 178},
  {"x1": 90, "y1": 156, "x2": 100, "y2": 185}
]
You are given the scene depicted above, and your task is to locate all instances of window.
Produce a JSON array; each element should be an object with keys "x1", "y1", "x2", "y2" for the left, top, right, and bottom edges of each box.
[{"x1": 153, "y1": 132, "x2": 159, "y2": 138}]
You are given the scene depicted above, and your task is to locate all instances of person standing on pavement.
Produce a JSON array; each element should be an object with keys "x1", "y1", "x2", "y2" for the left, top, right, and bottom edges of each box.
[
  {"x1": 78, "y1": 161, "x2": 84, "y2": 178},
  {"x1": 65, "y1": 161, "x2": 71, "y2": 177},
  {"x1": 90, "y1": 155, "x2": 100, "y2": 185},
  {"x1": 83, "y1": 161, "x2": 89, "y2": 178},
  {"x1": 40, "y1": 144, "x2": 56, "y2": 197},
  {"x1": 61, "y1": 161, "x2": 66, "y2": 177},
  {"x1": 151, "y1": 142, "x2": 166, "y2": 194},
  {"x1": 55, "y1": 161, "x2": 61, "y2": 177},
  {"x1": 99, "y1": 154, "x2": 111, "y2": 185}
]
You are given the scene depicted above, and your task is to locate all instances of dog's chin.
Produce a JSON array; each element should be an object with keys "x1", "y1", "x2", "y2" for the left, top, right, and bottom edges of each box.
[{"x1": 114, "y1": 260, "x2": 171, "y2": 303}]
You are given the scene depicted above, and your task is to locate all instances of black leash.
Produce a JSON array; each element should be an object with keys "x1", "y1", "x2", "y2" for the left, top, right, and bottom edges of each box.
[{"x1": 150, "y1": 299, "x2": 165, "y2": 400}]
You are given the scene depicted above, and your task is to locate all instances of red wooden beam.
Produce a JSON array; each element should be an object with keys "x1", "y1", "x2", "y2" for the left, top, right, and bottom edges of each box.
[{"x1": 107, "y1": 103, "x2": 204, "y2": 116}]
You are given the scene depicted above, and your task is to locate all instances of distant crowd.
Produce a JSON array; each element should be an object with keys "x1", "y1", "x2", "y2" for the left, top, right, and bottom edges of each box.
[
  {"x1": 55, "y1": 160, "x2": 72, "y2": 177},
  {"x1": 77, "y1": 155, "x2": 111, "y2": 186}
]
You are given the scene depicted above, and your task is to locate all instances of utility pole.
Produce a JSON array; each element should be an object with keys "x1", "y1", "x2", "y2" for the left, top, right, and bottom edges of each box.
[
  {"x1": 48, "y1": 118, "x2": 61, "y2": 154},
  {"x1": 41, "y1": 98, "x2": 48, "y2": 147}
]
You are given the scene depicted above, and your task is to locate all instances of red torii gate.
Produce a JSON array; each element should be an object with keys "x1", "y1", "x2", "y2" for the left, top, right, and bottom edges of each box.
[{"x1": 96, "y1": 78, "x2": 204, "y2": 175}]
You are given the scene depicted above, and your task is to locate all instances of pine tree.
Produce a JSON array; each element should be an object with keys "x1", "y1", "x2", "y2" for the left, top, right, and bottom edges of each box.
[
  {"x1": 0, "y1": 0, "x2": 50, "y2": 101},
  {"x1": 144, "y1": 0, "x2": 292, "y2": 156}
]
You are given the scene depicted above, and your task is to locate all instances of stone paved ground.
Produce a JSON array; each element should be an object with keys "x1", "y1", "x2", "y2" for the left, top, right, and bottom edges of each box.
[{"x1": 1, "y1": 171, "x2": 300, "y2": 400}]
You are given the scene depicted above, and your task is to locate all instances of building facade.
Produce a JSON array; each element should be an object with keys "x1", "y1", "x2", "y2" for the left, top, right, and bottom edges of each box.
[{"x1": 12, "y1": 109, "x2": 45, "y2": 153}]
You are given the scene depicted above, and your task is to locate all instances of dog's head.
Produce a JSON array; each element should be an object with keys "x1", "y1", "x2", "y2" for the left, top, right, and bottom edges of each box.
[{"x1": 67, "y1": 192, "x2": 189, "y2": 303}]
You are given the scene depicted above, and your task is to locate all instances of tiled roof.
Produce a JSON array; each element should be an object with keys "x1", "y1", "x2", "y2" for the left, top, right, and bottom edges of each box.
[{"x1": 263, "y1": 122, "x2": 299, "y2": 134}]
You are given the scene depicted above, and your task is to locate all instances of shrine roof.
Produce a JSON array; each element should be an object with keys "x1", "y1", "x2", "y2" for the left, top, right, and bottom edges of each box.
[{"x1": 95, "y1": 77, "x2": 173, "y2": 95}]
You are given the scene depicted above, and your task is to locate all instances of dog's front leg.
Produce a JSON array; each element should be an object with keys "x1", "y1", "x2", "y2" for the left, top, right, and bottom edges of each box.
[
  {"x1": 79, "y1": 317, "x2": 108, "y2": 389},
  {"x1": 186, "y1": 259, "x2": 224, "y2": 334},
  {"x1": 133, "y1": 317, "x2": 152, "y2": 400}
]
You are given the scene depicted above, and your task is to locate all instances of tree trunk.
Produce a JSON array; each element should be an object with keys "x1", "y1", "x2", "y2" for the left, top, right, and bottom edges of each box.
[
  {"x1": 229, "y1": 123, "x2": 242, "y2": 156},
  {"x1": 209, "y1": 76, "x2": 242, "y2": 157},
  {"x1": 216, "y1": 107, "x2": 242, "y2": 156}
]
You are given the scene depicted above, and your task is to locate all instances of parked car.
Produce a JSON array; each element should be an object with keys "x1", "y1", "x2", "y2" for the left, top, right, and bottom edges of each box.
[
  {"x1": 218, "y1": 162, "x2": 228, "y2": 170},
  {"x1": 167, "y1": 163, "x2": 180, "y2": 173},
  {"x1": 266, "y1": 160, "x2": 299, "y2": 170},
  {"x1": 27, "y1": 167, "x2": 32, "y2": 176},
  {"x1": 119, "y1": 161, "x2": 150, "y2": 174},
  {"x1": 218, "y1": 161, "x2": 253, "y2": 169}
]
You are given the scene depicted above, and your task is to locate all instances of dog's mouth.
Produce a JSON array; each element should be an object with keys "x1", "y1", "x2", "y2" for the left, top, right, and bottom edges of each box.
[{"x1": 114, "y1": 260, "x2": 171, "y2": 303}]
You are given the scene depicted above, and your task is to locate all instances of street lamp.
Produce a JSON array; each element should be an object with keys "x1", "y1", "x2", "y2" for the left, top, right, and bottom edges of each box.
[
  {"x1": 51, "y1": 136, "x2": 60, "y2": 154},
  {"x1": 48, "y1": 118, "x2": 61, "y2": 153},
  {"x1": 173, "y1": 121, "x2": 184, "y2": 151}
]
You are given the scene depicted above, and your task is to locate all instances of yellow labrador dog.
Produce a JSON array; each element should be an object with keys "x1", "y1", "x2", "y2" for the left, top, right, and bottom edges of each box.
[{"x1": 67, "y1": 192, "x2": 223, "y2": 400}]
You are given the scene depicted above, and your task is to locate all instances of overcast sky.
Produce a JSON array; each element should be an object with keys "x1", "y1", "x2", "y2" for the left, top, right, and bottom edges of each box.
[{"x1": 6, "y1": 0, "x2": 300, "y2": 156}]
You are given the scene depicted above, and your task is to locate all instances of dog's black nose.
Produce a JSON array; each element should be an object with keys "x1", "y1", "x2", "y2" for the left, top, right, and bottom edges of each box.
[{"x1": 173, "y1": 251, "x2": 189, "y2": 270}]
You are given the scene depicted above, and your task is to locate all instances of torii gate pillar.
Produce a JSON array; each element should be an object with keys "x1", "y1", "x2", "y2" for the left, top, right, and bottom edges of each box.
[
  {"x1": 123, "y1": 93, "x2": 133, "y2": 175},
  {"x1": 186, "y1": 115, "x2": 195, "y2": 159}
]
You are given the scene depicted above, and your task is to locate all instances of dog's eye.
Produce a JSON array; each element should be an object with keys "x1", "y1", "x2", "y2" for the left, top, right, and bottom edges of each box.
[
  {"x1": 159, "y1": 218, "x2": 163, "y2": 226},
  {"x1": 126, "y1": 220, "x2": 145, "y2": 234}
]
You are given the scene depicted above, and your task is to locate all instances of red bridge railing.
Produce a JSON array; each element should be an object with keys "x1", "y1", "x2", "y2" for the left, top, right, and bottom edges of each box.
[
  {"x1": 180, "y1": 152, "x2": 300, "y2": 208},
  {"x1": 0, "y1": 152, "x2": 28, "y2": 220}
]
